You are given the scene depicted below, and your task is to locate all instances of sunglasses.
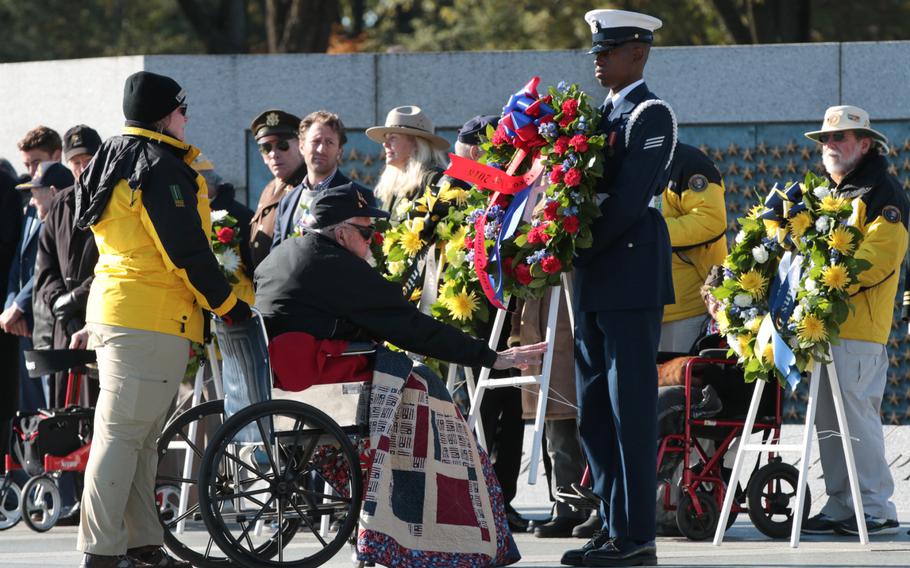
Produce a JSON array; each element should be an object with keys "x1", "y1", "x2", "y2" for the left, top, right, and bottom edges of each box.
[
  {"x1": 817, "y1": 132, "x2": 847, "y2": 144},
  {"x1": 258, "y1": 139, "x2": 292, "y2": 154},
  {"x1": 178, "y1": 104, "x2": 188, "y2": 116},
  {"x1": 344, "y1": 222, "x2": 376, "y2": 241}
]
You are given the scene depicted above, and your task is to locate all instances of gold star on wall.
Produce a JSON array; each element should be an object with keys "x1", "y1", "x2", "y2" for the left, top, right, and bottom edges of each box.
[
  {"x1": 713, "y1": 149, "x2": 725, "y2": 163},
  {"x1": 786, "y1": 160, "x2": 797, "y2": 174},
  {"x1": 363, "y1": 174, "x2": 374, "y2": 185},
  {"x1": 902, "y1": 347, "x2": 910, "y2": 362},
  {"x1": 742, "y1": 148, "x2": 753, "y2": 162},
  {"x1": 903, "y1": 158, "x2": 910, "y2": 172},
  {"x1": 756, "y1": 160, "x2": 768, "y2": 174},
  {"x1": 904, "y1": 406, "x2": 910, "y2": 420},
  {"x1": 903, "y1": 139, "x2": 910, "y2": 151},
  {"x1": 362, "y1": 154, "x2": 374, "y2": 167},
  {"x1": 757, "y1": 179, "x2": 768, "y2": 192},
  {"x1": 348, "y1": 148, "x2": 360, "y2": 161},
  {"x1": 727, "y1": 162, "x2": 740, "y2": 176},
  {"x1": 771, "y1": 165, "x2": 783, "y2": 179},
  {"x1": 699, "y1": 144, "x2": 710, "y2": 155},
  {"x1": 889, "y1": 146, "x2": 899, "y2": 158},
  {"x1": 787, "y1": 407, "x2": 799, "y2": 420},
  {"x1": 904, "y1": 386, "x2": 910, "y2": 400},
  {"x1": 888, "y1": 411, "x2": 900, "y2": 425},
  {"x1": 888, "y1": 392, "x2": 901, "y2": 406},
  {"x1": 903, "y1": 177, "x2": 910, "y2": 190},
  {"x1": 888, "y1": 164, "x2": 899, "y2": 176},
  {"x1": 757, "y1": 141, "x2": 768, "y2": 154},
  {"x1": 785, "y1": 140, "x2": 797, "y2": 154},
  {"x1": 889, "y1": 336, "x2": 901, "y2": 349},
  {"x1": 889, "y1": 355, "x2": 901, "y2": 368},
  {"x1": 888, "y1": 371, "x2": 901, "y2": 386},
  {"x1": 727, "y1": 142, "x2": 740, "y2": 156},
  {"x1": 727, "y1": 182, "x2": 738, "y2": 194},
  {"x1": 800, "y1": 147, "x2": 813, "y2": 161},
  {"x1": 771, "y1": 146, "x2": 782, "y2": 159},
  {"x1": 348, "y1": 168, "x2": 361, "y2": 180},
  {"x1": 728, "y1": 200, "x2": 741, "y2": 212},
  {"x1": 742, "y1": 167, "x2": 754, "y2": 180},
  {"x1": 814, "y1": 162, "x2": 826, "y2": 174}
]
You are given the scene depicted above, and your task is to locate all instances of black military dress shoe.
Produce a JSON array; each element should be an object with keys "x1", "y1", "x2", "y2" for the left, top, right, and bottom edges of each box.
[
  {"x1": 560, "y1": 530, "x2": 612, "y2": 566},
  {"x1": 79, "y1": 554, "x2": 136, "y2": 568},
  {"x1": 583, "y1": 538, "x2": 656, "y2": 567},
  {"x1": 126, "y1": 546, "x2": 191, "y2": 568},
  {"x1": 534, "y1": 516, "x2": 586, "y2": 538}
]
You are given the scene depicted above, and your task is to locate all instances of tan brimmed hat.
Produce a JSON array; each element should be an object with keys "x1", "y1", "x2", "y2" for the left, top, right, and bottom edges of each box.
[
  {"x1": 804, "y1": 105, "x2": 889, "y2": 153},
  {"x1": 366, "y1": 105, "x2": 449, "y2": 150}
]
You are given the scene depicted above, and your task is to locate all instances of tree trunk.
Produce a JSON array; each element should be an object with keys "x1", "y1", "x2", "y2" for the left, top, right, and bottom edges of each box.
[
  {"x1": 177, "y1": 0, "x2": 248, "y2": 53},
  {"x1": 266, "y1": 0, "x2": 338, "y2": 53}
]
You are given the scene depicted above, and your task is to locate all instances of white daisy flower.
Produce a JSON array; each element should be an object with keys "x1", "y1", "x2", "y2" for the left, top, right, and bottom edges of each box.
[
  {"x1": 735, "y1": 230, "x2": 746, "y2": 244},
  {"x1": 216, "y1": 248, "x2": 241, "y2": 274},
  {"x1": 812, "y1": 186, "x2": 831, "y2": 200},
  {"x1": 752, "y1": 245, "x2": 769, "y2": 264},
  {"x1": 815, "y1": 216, "x2": 830, "y2": 232},
  {"x1": 733, "y1": 293, "x2": 753, "y2": 308},
  {"x1": 211, "y1": 209, "x2": 230, "y2": 223}
]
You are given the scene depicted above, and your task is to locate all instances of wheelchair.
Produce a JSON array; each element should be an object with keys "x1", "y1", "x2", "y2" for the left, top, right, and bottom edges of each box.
[
  {"x1": 2, "y1": 349, "x2": 96, "y2": 532},
  {"x1": 156, "y1": 311, "x2": 374, "y2": 568}
]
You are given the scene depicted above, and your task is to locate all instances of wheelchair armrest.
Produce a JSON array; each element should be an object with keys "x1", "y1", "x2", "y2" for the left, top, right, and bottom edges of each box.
[
  {"x1": 330, "y1": 341, "x2": 377, "y2": 357},
  {"x1": 697, "y1": 348, "x2": 732, "y2": 360}
]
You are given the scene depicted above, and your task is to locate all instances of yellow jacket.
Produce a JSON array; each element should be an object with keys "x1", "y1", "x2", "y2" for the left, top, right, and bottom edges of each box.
[
  {"x1": 81, "y1": 127, "x2": 240, "y2": 342},
  {"x1": 660, "y1": 143, "x2": 728, "y2": 323},
  {"x1": 836, "y1": 154, "x2": 909, "y2": 344}
]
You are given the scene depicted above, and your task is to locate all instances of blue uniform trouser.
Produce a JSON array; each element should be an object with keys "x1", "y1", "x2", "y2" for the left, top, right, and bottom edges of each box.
[
  {"x1": 17, "y1": 336, "x2": 47, "y2": 412},
  {"x1": 574, "y1": 307, "x2": 661, "y2": 542}
]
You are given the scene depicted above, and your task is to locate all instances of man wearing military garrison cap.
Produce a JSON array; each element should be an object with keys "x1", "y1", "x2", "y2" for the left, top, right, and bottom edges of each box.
[
  {"x1": 799, "y1": 105, "x2": 904, "y2": 537},
  {"x1": 248, "y1": 109, "x2": 306, "y2": 268},
  {"x1": 563, "y1": 9, "x2": 675, "y2": 567}
]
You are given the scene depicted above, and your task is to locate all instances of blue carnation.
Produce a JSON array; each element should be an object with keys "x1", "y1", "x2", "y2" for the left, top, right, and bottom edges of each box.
[
  {"x1": 564, "y1": 205, "x2": 579, "y2": 216},
  {"x1": 486, "y1": 205, "x2": 502, "y2": 220},
  {"x1": 557, "y1": 81, "x2": 569, "y2": 92},
  {"x1": 724, "y1": 268, "x2": 735, "y2": 280},
  {"x1": 466, "y1": 250, "x2": 475, "y2": 264},
  {"x1": 484, "y1": 223, "x2": 500, "y2": 239}
]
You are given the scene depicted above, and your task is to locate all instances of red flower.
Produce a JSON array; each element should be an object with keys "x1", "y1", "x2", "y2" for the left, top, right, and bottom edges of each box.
[
  {"x1": 553, "y1": 136, "x2": 571, "y2": 155},
  {"x1": 492, "y1": 193, "x2": 510, "y2": 208},
  {"x1": 502, "y1": 256, "x2": 515, "y2": 277},
  {"x1": 515, "y1": 263, "x2": 533, "y2": 285},
  {"x1": 558, "y1": 116, "x2": 573, "y2": 129},
  {"x1": 561, "y1": 98, "x2": 579, "y2": 119},
  {"x1": 464, "y1": 235, "x2": 474, "y2": 249},
  {"x1": 526, "y1": 225, "x2": 551, "y2": 245},
  {"x1": 563, "y1": 168, "x2": 582, "y2": 187},
  {"x1": 564, "y1": 215, "x2": 580, "y2": 234},
  {"x1": 372, "y1": 232, "x2": 384, "y2": 245},
  {"x1": 570, "y1": 134, "x2": 589, "y2": 153},
  {"x1": 549, "y1": 164, "x2": 564, "y2": 184},
  {"x1": 541, "y1": 256, "x2": 562, "y2": 274},
  {"x1": 216, "y1": 227, "x2": 235, "y2": 244},
  {"x1": 543, "y1": 200, "x2": 560, "y2": 221},
  {"x1": 492, "y1": 128, "x2": 510, "y2": 147}
]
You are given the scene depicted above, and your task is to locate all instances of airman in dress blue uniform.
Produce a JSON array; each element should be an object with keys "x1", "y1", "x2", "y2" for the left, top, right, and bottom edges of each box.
[{"x1": 562, "y1": 9, "x2": 676, "y2": 567}]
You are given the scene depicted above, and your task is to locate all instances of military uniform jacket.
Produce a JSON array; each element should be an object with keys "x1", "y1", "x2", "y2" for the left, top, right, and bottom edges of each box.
[
  {"x1": 661, "y1": 143, "x2": 728, "y2": 322},
  {"x1": 833, "y1": 153, "x2": 909, "y2": 344},
  {"x1": 254, "y1": 230, "x2": 497, "y2": 369},
  {"x1": 249, "y1": 162, "x2": 307, "y2": 269},
  {"x1": 271, "y1": 170, "x2": 354, "y2": 248},
  {"x1": 573, "y1": 82, "x2": 676, "y2": 312}
]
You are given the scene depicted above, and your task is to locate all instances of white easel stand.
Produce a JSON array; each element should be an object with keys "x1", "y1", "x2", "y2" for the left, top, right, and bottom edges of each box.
[
  {"x1": 467, "y1": 273, "x2": 575, "y2": 484},
  {"x1": 173, "y1": 341, "x2": 224, "y2": 533},
  {"x1": 713, "y1": 355, "x2": 868, "y2": 547},
  {"x1": 445, "y1": 364, "x2": 477, "y2": 409}
]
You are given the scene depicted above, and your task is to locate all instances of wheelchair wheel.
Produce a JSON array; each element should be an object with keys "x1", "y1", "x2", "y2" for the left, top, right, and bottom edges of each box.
[
  {"x1": 20, "y1": 475, "x2": 62, "y2": 532},
  {"x1": 747, "y1": 461, "x2": 810, "y2": 538},
  {"x1": 0, "y1": 475, "x2": 22, "y2": 530},
  {"x1": 156, "y1": 399, "x2": 234, "y2": 568},
  {"x1": 676, "y1": 490, "x2": 719, "y2": 541},
  {"x1": 199, "y1": 399, "x2": 363, "y2": 568}
]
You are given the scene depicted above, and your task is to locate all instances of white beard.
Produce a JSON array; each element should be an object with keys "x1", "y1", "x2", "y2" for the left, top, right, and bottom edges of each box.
[{"x1": 823, "y1": 146, "x2": 862, "y2": 177}]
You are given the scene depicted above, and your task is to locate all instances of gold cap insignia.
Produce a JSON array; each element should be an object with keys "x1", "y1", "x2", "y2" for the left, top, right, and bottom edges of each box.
[
  {"x1": 266, "y1": 112, "x2": 280, "y2": 127},
  {"x1": 70, "y1": 135, "x2": 81, "y2": 146},
  {"x1": 827, "y1": 113, "x2": 841, "y2": 126},
  {"x1": 356, "y1": 191, "x2": 367, "y2": 208}
]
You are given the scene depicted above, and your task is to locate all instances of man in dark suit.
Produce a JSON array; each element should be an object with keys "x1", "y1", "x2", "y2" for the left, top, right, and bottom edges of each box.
[
  {"x1": 0, "y1": 168, "x2": 24, "y2": 455},
  {"x1": 272, "y1": 111, "x2": 359, "y2": 247},
  {"x1": 562, "y1": 9, "x2": 676, "y2": 567}
]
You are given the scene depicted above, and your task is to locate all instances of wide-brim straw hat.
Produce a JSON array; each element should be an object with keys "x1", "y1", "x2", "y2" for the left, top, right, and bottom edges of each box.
[
  {"x1": 366, "y1": 105, "x2": 449, "y2": 150},
  {"x1": 804, "y1": 105, "x2": 889, "y2": 153}
]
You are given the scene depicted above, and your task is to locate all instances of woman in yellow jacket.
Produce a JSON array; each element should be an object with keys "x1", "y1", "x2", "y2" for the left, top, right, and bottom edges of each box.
[{"x1": 72, "y1": 72, "x2": 251, "y2": 568}]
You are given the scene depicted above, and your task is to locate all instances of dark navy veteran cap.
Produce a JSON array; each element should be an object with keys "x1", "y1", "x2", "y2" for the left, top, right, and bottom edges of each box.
[
  {"x1": 63, "y1": 124, "x2": 102, "y2": 161},
  {"x1": 310, "y1": 183, "x2": 390, "y2": 228},
  {"x1": 16, "y1": 161, "x2": 74, "y2": 191},
  {"x1": 584, "y1": 9, "x2": 662, "y2": 54},
  {"x1": 250, "y1": 109, "x2": 301, "y2": 141},
  {"x1": 457, "y1": 115, "x2": 500, "y2": 145}
]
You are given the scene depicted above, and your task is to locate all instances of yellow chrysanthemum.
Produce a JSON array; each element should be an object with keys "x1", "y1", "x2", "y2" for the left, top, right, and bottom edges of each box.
[
  {"x1": 438, "y1": 185, "x2": 470, "y2": 207},
  {"x1": 787, "y1": 211, "x2": 812, "y2": 238},
  {"x1": 819, "y1": 195, "x2": 847, "y2": 212},
  {"x1": 716, "y1": 309, "x2": 730, "y2": 333},
  {"x1": 382, "y1": 233, "x2": 398, "y2": 256},
  {"x1": 745, "y1": 317, "x2": 762, "y2": 333},
  {"x1": 400, "y1": 218, "x2": 425, "y2": 257},
  {"x1": 761, "y1": 343, "x2": 774, "y2": 364},
  {"x1": 445, "y1": 225, "x2": 469, "y2": 258},
  {"x1": 409, "y1": 287, "x2": 422, "y2": 303},
  {"x1": 764, "y1": 220, "x2": 780, "y2": 239},
  {"x1": 797, "y1": 314, "x2": 828, "y2": 343},
  {"x1": 446, "y1": 288, "x2": 479, "y2": 321},
  {"x1": 739, "y1": 270, "x2": 768, "y2": 297},
  {"x1": 414, "y1": 187, "x2": 438, "y2": 214},
  {"x1": 749, "y1": 205, "x2": 767, "y2": 219},
  {"x1": 821, "y1": 264, "x2": 849, "y2": 291},
  {"x1": 738, "y1": 336, "x2": 753, "y2": 358},
  {"x1": 827, "y1": 226, "x2": 854, "y2": 254}
]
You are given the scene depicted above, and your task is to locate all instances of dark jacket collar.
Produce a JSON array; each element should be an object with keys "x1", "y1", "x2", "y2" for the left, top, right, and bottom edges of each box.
[
  {"x1": 281, "y1": 161, "x2": 308, "y2": 187},
  {"x1": 833, "y1": 152, "x2": 889, "y2": 198},
  {"x1": 624, "y1": 81, "x2": 651, "y2": 106}
]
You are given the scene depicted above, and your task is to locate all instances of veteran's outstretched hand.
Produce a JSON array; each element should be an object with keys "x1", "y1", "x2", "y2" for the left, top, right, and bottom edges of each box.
[{"x1": 493, "y1": 341, "x2": 548, "y2": 370}]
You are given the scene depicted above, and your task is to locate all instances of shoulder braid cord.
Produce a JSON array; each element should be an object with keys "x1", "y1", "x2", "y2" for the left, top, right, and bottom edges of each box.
[{"x1": 624, "y1": 98, "x2": 678, "y2": 171}]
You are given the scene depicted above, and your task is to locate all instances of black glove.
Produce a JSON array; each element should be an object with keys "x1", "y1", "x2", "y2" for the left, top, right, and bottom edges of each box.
[
  {"x1": 222, "y1": 300, "x2": 252, "y2": 325},
  {"x1": 52, "y1": 291, "x2": 81, "y2": 323}
]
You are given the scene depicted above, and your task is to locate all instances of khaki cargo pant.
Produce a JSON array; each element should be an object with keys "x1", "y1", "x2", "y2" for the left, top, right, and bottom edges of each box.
[{"x1": 78, "y1": 324, "x2": 189, "y2": 555}]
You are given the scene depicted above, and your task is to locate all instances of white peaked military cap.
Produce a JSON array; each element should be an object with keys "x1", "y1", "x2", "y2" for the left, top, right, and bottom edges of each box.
[{"x1": 584, "y1": 9, "x2": 662, "y2": 54}]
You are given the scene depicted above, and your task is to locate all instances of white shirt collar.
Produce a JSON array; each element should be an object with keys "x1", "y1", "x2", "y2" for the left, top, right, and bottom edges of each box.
[{"x1": 608, "y1": 78, "x2": 645, "y2": 109}]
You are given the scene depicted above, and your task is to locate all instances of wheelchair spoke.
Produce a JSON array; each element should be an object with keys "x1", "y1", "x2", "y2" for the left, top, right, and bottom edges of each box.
[
  {"x1": 174, "y1": 428, "x2": 206, "y2": 459},
  {"x1": 220, "y1": 447, "x2": 273, "y2": 483},
  {"x1": 255, "y1": 417, "x2": 282, "y2": 477},
  {"x1": 288, "y1": 498, "x2": 329, "y2": 547},
  {"x1": 163, "y1": 502, "x2": 200, "y2": 530},
  {"x1": 296, "y1": 489, "x2": 352, "y2": 504},
  {"x1": 277, "y1": 495, "x2": 284, "y2": 563},
  {"x1": 232, "y1": 494, "x2": 275, "y2": 549},
  {"x1": 281, "y1": 417, "x2": 304, "y2": 482}
]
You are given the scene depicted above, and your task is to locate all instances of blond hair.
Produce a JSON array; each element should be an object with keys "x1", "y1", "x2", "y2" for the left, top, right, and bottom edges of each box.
[{"x1": 374, "y1": 136, "x2": 447, "y2": 207}]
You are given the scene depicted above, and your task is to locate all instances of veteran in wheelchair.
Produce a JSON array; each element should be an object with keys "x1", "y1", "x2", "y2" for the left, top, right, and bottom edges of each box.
[{"x1": 175, "y1": 183, "x2": 545, "y2": 568}]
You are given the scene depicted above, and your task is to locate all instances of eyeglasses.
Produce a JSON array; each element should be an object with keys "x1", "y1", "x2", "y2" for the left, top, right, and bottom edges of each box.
[
  {"x1": 818, "y1": 132, "x2": 847, "y2": 144},
  {"x1": 344, "y1": 222, "x2": 376, "y2": 241},
  {"x1": 178, "y1": 104, "x2": 188, "y2": 116},
  {"x1": 258, "y1": 139, "x2": 292, "y2": 154}
]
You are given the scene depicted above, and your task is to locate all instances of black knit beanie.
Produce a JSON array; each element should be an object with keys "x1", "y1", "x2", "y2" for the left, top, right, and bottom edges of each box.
[{"x1": 122, "y1": 71, "x2": 186, "y2": 123}]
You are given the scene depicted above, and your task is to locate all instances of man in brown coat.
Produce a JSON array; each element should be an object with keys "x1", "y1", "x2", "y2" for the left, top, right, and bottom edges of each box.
[{"x1": 248, "y1": 109, "x2": 306, "y2": 268}]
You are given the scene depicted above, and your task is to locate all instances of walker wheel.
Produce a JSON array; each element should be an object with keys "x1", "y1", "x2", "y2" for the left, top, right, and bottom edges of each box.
[
  {"x1": 20, "y1": 475, "x2": 62, "y2": 532},
  {"x1": 746, "y1": 461, "x2": 810, "y2": 538},
  {"x1": 0, "y1": 475, "x2": 22, "y2": 530},
  {"x1": 676, "y1": 491, "x2": 719, "y2": 541}
]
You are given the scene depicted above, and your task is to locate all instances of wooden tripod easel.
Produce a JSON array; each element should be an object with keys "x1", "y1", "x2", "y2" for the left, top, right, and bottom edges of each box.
[
  {"x1": 467, "y1": 273, "x2": 575, "y2": 484},
  {"x1": 713, "y1": 354, "x2": 868, "y2": 547}
]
